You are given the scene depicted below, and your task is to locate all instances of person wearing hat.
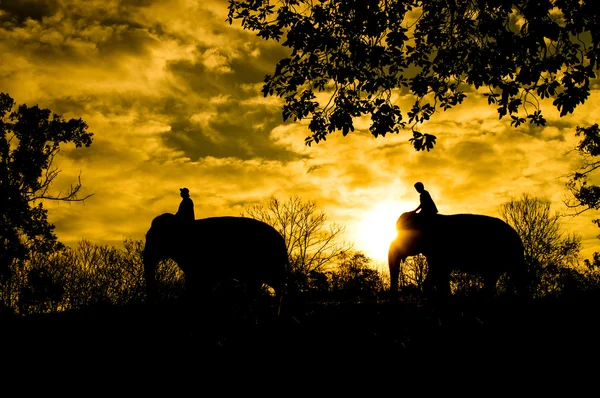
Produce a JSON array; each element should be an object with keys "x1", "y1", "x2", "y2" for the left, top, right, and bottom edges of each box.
[{"x1": 176, "y1": 187, "x2": 195, "y2": 221}]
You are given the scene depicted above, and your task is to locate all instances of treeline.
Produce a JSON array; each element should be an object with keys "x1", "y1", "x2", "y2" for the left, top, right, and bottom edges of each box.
[
  {"x1": 399, "y1": 254, "x2": 600, "y2": 298},
  {"x1": 2, "y1": 235, "x2": 600, "y2": 317},
  {"x1": 3, "y1": 194, "x2": 600, "y2": 316},
  {"x1": 3, "y1": 193, "x2": 600, "y2": 316},
  {"x1": 0, "y1": 238, "x2": 387, "y2": 316},
  {"x1": 0, "y1": 239, "x2": 177, "y2": 315}
]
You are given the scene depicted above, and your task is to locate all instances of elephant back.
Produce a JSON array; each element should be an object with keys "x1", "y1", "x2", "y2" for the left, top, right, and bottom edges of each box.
[{"x1": 433, "y1": 213, "x2": 525, "y2": 263}]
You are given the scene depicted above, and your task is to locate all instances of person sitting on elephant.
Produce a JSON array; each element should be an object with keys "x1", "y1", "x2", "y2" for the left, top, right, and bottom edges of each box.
[
  {"x1": 412, "y1": 182, "x2": 438, "y2": 252},
  {"x1": 176, "y1": 187, "x2": 195, "y2": 221},
  {"x1": 412, "y1": 181, "x2": 438, "y2": 237},
  {"x1": 413, "y1": 182, "x2": 438, "y2": 219}
]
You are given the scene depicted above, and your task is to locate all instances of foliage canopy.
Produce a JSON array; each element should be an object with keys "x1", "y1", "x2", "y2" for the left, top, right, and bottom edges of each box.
[
  {"x1": 0, "y1": 93, "x2": 93, "y2": 279},
  {"x1": 228, "y1": 0, "x2": 599, "y2": 150},
  {"x1": 566, "y1": 124, "x2": 600, "y2": 224}
]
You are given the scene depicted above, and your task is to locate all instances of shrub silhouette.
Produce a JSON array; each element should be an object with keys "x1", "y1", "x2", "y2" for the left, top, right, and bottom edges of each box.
[
  {"x1": 242, "y1": 196, "x2": 351, "y2": 295},
  {"x1": 3, "y1": 237, "x2": 600, "y2": 318},
  {"x1": 0, "y1": 239, "x2": 183, "y2": 315},
  {"x1": 329, "y1": 252, "x2": 385, "y2": 301}
]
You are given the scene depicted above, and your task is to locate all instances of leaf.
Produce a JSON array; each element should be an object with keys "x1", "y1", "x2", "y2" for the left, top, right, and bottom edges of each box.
[{"x1": 226, "y1": 0, "x2": 597, "y2": 148}]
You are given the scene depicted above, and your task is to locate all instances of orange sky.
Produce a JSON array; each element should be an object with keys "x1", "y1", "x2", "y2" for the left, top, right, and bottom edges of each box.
[{"x1": 1, "y1": 0, "x2": 599, "y2": 264}]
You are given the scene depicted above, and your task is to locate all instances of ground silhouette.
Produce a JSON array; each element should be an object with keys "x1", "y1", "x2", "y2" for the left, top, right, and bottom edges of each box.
[
  {"x1": 3, "y1": 212, "x2": 600, "y2": 371},
  {"x1": 3, "y1": 290, "x2": 600, "y2": 368}
]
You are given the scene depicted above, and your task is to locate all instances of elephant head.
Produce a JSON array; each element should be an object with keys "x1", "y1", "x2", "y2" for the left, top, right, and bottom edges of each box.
[
  {"x1": 143, "y1": 213, "x2": 183, "y2": 301},
  {"x1": 388, "y1": 211, "x2": 428, "y2": 295}
]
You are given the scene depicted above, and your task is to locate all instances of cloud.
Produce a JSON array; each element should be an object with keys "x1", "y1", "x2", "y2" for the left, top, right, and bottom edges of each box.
[
  {"x1": 1, "y1": 0, "x2": 599, "y2": 261},
  {"x1": 0, "y1": 0, "x2": 60, "y2": 23}
]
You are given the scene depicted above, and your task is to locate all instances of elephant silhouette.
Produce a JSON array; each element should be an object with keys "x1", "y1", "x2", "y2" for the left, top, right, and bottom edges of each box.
[
  {"x1": 388, "y1": 211, "x2": 528, "y2": 297},
  {"x1": 143, "y1": 213, "x2": 288, "y2": 312}
]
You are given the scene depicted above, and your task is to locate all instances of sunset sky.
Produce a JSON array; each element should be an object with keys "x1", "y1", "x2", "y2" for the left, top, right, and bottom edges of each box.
[{"x1": 1, "y1": 0, "x2": 600, "y2": 264}]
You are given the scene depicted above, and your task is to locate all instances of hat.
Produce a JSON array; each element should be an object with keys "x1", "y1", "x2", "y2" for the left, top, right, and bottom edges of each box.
[{"x1": 180, "y1": 187, "x2": 189, "y2": 194}]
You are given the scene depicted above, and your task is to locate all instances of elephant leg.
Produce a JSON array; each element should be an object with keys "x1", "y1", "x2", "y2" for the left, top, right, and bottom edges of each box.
[
  {"x1": 249, "y1": 279, "x2": 282, "y2": 321},
  {"x1": 238, "y1": 279, "x2": 261, "y2": 306},
  {"x1": 388, "y1": 245, "x2": 402, "y2": 299},
  {"x1": 183, "y1": 269, "x2": 206, "y2": 305},
  {"x1": 275, "y1": 285, "x2": 284, "y2": 317},
  {"x1": 179, "y1": 269, "x2": 203, "y2": 336},
  {"x1": 509, "y1": 261, "x2": 531, "y2": 298},
  {"x1": 264, "y1": 279, "x2": 285, "y2": 317},
  {"x1": 424, "y1": 261, "x2": 451, "y2": 296},
  {"x1": 246, "y1": 280, "x2": 265, "y2": 322},
  {"x1": 483, "y1": 273, "x2": 500, "y2": 298},
  {"x1": 143, "y1": 260, "x2": 158, "y2": 304},
  {"x1": 437, "y1": 273, "x2": 452, "y2": 296},
  {"x1": 423, "y1": 273, "x2": 435, "y2": 294},
  {"x1": 183, "y1": 269, "x2": 216, "y2": 321}
]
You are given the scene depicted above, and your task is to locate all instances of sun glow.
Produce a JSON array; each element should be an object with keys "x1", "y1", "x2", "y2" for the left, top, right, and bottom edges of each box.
[{"x1": 356, "y1": 201, "x2": 407, "y2": 263}]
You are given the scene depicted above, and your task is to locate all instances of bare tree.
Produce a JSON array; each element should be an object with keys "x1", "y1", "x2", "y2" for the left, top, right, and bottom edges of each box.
[
  {"x1": 399, "y1": 254, "x2": 428, "y2": 292},
  {"x1": 499, "y1": 194, "x2": 581, "y2": 269},
  {"x1": 242, "y1": 196, "x2": 352, "y2": 287}
]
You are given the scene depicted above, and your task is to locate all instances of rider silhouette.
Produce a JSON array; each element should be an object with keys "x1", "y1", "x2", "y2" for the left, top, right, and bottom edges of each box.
[
  {"x1": 413, "y1": 182, "x2": 438, "y2": 219},
  {"x1": 413, "y1": 182, "x2": 437, "y2": 253},
  {"x1": 176, "y1": 187, "x2": 195, "y2": 221}
]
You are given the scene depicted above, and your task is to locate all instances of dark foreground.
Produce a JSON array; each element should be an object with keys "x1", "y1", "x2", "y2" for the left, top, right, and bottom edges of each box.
[{"x1": 3, "y1": 292, "x2": 600, "y2": 381}]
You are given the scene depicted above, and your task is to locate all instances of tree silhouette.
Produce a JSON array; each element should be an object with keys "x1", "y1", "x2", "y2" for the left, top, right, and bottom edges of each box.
[
  {"x1": 329, "y1": 251, "x2": 384, "y2": 300},
  {"x1": 242, "y1": 196, "x2": 352, "y2": 292},
  {"x1": 499, "y1": 194, "x2": 580, "y2": 296},
  {"x1": 565, "y1": 123, "x2": 600, "y2": 275},
  {"x1": 500, "y1": 194, "x2": 580, "y2": 268},
  {"x1": 399, "y1": 254, "x2": 428, "y2": 292},
  {"x1": 582, "y1": 253, "x2": 600, "y2": 289},
  {"x1": 227, "y1": 0, "x2": 598, "y2": 149},
  {"x1": 566, "y1": 124, "x2": 600, "y2": 218},
  {"x1": 0, "y1": 93, "x2": 93, "y2": 282}
]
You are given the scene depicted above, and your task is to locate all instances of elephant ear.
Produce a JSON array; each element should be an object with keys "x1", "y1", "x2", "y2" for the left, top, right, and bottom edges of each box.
[
  {"x1": 397, "y1": 211, "x2": 418, "y2": 230},
  {"x1": 151, "y1": 213, "x2": 177, "y2": 229},
  {"x1": 395, "y1": 216, "x2": 404, "y2": 231},
  {"x1": 148, "y1": 213, "x2": 181, "y2": 243}
]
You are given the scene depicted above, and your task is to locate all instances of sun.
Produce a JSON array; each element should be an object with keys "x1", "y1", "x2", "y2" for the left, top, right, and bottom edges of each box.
[{"x1": 355, "y1": 201, "x2": 407, "y2": 263}]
